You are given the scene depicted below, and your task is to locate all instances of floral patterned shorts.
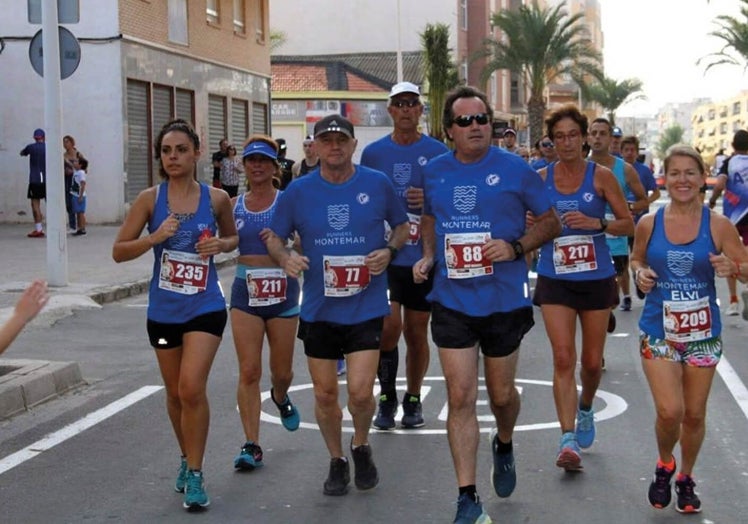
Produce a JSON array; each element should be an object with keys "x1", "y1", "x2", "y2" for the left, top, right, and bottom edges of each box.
[{"x1": 639, "y1": 332, "x2": 721, "y2": 367}]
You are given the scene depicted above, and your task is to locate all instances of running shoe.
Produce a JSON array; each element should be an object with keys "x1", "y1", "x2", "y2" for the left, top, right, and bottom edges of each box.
[
  {"x1": 490, "y1": 429, "x2": 516, "y2": 498},
  {"x1": 233, "y1": 441, "x2": 264, "y2": 470},
  {"x1": 675, "y1": 475, "x2": 702, "y2": 513},
  {"x1": 174, "y1": 456, "x2": 187, "y2": 493},
  {"x1": 742, "y1": 291, "x2": 748, "y2": 321},
  {"x1": 323, "y1": 457, "x2": 350, "y2": 496},
  {"x1": 272, "y1": 388, "x2": 300, "y2": 431},
  {"x1": 453, "y1": 493, "x2": 492, "y2": 524},
  {"x1": 575, "y1": 408, "x2": 595, "y2": 449},
  {"x1": 183, "y1": 470, "x2": 209, "y2": 511},
  {"x1": 607, "y1": 312, "x2": 616, "y2": 333},
  {"x1": 73, "y1": 229, "x2": 87, "y2": 236},
  {"x1": 726, "y1": 301, "x2": 740, "y2": 316},
  {"x1": 336, "y1": 358, "x2": 346, "y2": 376},
  {"x1": 351, "y1": 441, "x2": 379, "y2": 490},
  {"x1": 401, "y1": 394, "x2": 424, "y2": 428},
  {"x1": 27, "y1": 230, "x2": 45, "y2": 238},
  {"x1": 620, "y1": 296, "x2": 632, "y2": 311},
  {"x1": 647, "y1": 460, "x2": 675, "y2": 509},
  {"x1": 555, "y1": 432, "x2": 582, "y2": 471},
  {"x1": 372, "y1": 394, "x2": 397, "y2": 430}
]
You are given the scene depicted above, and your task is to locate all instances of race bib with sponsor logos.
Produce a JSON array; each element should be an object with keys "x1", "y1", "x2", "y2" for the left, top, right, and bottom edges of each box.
[
  {"x1": 246, "y1": 268, "x2": 287, "y2": 307},
  {"x1": 445, "y1": 232, "x2": 493, "y2": 279},
  {"x1": 663, "y1": 297, "x2": 712, "y2": 343},
  {"x1": 158, "y1": 249, "x2": 209, "y2": 295},
  {"x1": 323, "y1": 255, "x2": 371, "y2": 297},
  {"x1": 552, "y1": 235, "x2": 597, "y2": 274}
]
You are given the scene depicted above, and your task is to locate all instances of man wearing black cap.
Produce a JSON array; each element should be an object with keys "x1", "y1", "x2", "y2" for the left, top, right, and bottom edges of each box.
[
  {"x1": 275, "y1": 138, "x2": 295, "y2": 189},
  {"x1": 19, "y1": 129, "x2": 47, "y2": 238},
  {"x1": 265, "y1": 114, "x2": 410, "y2": 496},
  {"x1": 360, "y1": 81, "x2": 448, "y2": 430}
]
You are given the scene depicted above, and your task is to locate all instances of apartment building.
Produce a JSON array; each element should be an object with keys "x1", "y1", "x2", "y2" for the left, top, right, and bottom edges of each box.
[
  {"x1": 0, "y1": 0, "x2": 270, "y2": 223},
  {"x1": 692, "y1": 91, "x2": 748, "y2": 163}
]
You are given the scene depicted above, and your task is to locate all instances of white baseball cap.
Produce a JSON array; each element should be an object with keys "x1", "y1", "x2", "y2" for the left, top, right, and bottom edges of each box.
[{"x1": 389, "y1": 81, "x2": 420, "y2": 98}]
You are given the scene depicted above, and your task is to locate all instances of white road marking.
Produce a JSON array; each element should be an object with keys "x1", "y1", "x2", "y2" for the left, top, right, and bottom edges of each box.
[
  {"x1": 0, "y1": 385, "x2": 163, "y2": 476},
  {"x1": 717, "y1": 356, "x2": 748, "y2": 419}
]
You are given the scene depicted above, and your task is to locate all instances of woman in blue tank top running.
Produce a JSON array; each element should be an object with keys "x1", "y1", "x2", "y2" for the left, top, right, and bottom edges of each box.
[
  {"x1": 113, "y1": 119, "x2": 238, "y2": 512},
  {"x1": 631, "y1": 145, "x2": 748, "y2": 514}
]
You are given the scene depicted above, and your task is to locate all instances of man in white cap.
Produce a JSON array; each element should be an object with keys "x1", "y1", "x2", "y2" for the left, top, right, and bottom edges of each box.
[
  {"x1": 610, "y1": 126, "x2": 623, "y2": 157},
  {"x1": 502, "y1": 128, "x2": 520, "y2": 155},
  {"x1": 265, "y1": 114, "x2": 410, "y2": 496},
  {"x1": 292, "y1": 135, "x2": 319, "y2": 179},
  {"x1": 361, "y1": 81, "x2": 449, "y2": 430}
]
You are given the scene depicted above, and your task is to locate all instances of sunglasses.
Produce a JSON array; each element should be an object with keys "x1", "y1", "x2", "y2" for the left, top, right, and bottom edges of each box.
[
  {"x1": 390, "y1": 99, "x2": 420, "y2": 109},
  {"x1": 541, "y1": 141, "x2": 554, "y2": 148},
  {"x1": 453, "y1": 113, "x2": 490, "y2": 127}
]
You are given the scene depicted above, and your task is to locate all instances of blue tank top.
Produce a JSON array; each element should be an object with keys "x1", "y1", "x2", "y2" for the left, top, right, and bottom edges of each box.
[
  {"x1": 639, "y1": 206, "x2": 721, "y2": 340},
  {"x1": 537, "y1": 161, "x2": 615, "y2": 280},
  {"x1": 147, "y1": 182, "x2": 225, "y2": 323},
  {"x1": 604, "y1": 157, "x2": 630, "y2": 256},
  {"x1": 234, "y1": 191, "x2": 280, "y2": 256}
]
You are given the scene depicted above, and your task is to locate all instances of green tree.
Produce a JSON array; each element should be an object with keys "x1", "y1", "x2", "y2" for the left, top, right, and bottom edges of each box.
[
  {"x1": 477, "y1": 1, "x2": 601, "y2": 146},
  {"x1": 582, "y1": 77, "x2": 645, "y2": 126},
  {"x1": 270, "y1": 30, "x2": 287, "y2": 52},
  {"x1": 699, "y1": 0, "x2": 748, "y2": 71},
  {"x1": 656, "y1": 125, "x2": 685, "y2": 159},
  {"x1": 420, "y1": 23, "x2": 459, "y2": 142}
]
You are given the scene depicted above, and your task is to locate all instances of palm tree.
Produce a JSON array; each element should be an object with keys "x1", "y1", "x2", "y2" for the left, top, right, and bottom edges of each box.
[
  {"x1": 420, "y1": 23, "x2": 459, "y2": 142},
  {"x1": 582, "y1": 77, "x2": 645, "y2": 126},
  {"x1": 699, "y1": 0, "x2": 748, "y2": 71},
  {"x1": 656, "y1": 125, "x2": 685, "y2": 160},
  {"x1": 477, "y1": 1, "x2": 601, "y2": 146}
]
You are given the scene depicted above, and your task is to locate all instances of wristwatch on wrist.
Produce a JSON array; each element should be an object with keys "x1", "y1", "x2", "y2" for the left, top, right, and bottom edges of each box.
[
  {"x1": 599, "y1": 218, "x2": 609, "y2": 231},
  {"x1": 511, "y1": 240, "x2": 524, "y2": 260},
  {"x1": 386, "y1": 245, "x2": 398, "y2": 261}
]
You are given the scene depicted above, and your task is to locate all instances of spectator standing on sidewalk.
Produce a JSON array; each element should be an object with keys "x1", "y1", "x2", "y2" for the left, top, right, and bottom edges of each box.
[
  {"x1": 70, "y1": 156, "x2": 88, "y2": 236},
  {"x1": 360, "y1": 81, "x2": 448, "y2": 430},
  {"x1": 112, "y1": 119, "x2": 238, "y2": 512},
  {"x1": 709, "y1": 129, "x2": 748, "y2": 317},
  {"x1": 0, "y1": 280, "x2": 49, "y2": 355},
  {"x1": 265, "y1": 114, "x2": 409, "y2": 497},
  {"x1": 219, "y1": 144, "x2": 243, "y2": 198},
  {"x1": 211, "y1": 138, "x2": 228, "y2": 189},
  {"x1": 20, "y1": 128, "x2": 47, "y2": 238},
  {"x1": 63, "y1": 135, "x2": 84, "y2": 232},
  {"x1": 414, "y1": 86, "x2": 561, "y2": 523},
  {"x1": 275, "y1": 138, "x2": 295, "y2": 189}
]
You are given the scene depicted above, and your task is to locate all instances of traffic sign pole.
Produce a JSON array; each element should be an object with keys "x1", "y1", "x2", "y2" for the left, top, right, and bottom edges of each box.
[{"x1": 42, "y1": 1, "x2": 68, "y2": 286}]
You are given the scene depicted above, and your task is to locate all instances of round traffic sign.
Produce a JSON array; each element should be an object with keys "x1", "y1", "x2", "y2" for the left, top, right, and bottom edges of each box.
[{"x1": 28, "y1": 26, "x2": 81, "y2": 80}]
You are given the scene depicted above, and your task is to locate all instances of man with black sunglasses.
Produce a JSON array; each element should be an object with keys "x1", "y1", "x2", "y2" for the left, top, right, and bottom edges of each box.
[
  {"x1": 361, "y1": 82, "x2": 449, "y2": 431},
  {"x1": 413, "y1": 85, "x2": 562, "y2": 523},
  {"x1": 531, "y1": 135, "x2": 558, "y2": 171}
]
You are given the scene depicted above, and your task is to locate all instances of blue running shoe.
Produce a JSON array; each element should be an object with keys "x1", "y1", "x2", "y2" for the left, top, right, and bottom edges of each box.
[
  {"x1": 272, "y1": 388, "x2": 300, "y2": 431},
  {"x1": 234, "y1": 441, "x2": 264, "y2": 470},
  {"x1": 336, "y1": 358, "x2": 346, "y2": 376},
  {"x1": 372, "y1": 394, "x2": 397, "y2": 430},
  {"x1": 453, "y1": 493, "x2": 492, "y2": 524},
  {"x1": 490, "y1": 429, "x2": 516, "y2": 498},
  {"x1": 556, "y1": 432, "x2": 582, "y2": 471},
  {"x1": 174, "y1": 456, "x2": 187, "y2": 493},
  {"x1": 575, "y1": 408, "x2": 595, "y2": 449},
  {"x1": 183, "y1": 470, "x2": 209, "y2": 511}
]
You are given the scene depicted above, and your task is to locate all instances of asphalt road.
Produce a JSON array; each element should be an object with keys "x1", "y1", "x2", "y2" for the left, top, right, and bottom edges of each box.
[{"x1": 1, "y1": 265, "x2": 748, "y2": 523}]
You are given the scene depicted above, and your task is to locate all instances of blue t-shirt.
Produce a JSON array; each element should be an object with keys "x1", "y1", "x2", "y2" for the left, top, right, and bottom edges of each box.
[
  {"x1": 270, "y1": 165, "x2": 408, "y2": 324},
  {"x1": 423, "y1": 147, "x2": 552, "y2": 316},
  {"x1": 360, "y1": 134, "x2": 448, "y2": 266},
  {"x1": 20, "y1": 142, "x2": 46, "y2": 184},
  {"x1": 537, "y1": 161, "x2": 615, "y2": 281},
  {"x1": 530, "y1": 158, "x2": 551, "y2": 171},
  {"x1": 639, "y1": 206, "x2": 720, "y2": 340},
  {"x1": 147, "y1": 183, "x2": 226, "y2": 323},
  {"x1": 604, "y1": 157, "x2": 630, "y2": 255},
  {"x1": 626, "y1": 161, "x2": 657, "y2": 223}
]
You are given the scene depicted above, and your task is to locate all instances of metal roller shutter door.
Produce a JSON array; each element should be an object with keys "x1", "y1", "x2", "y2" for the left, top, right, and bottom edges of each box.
[{"x1": 126, "y1": 80, "x2": 150, "y2": 203}]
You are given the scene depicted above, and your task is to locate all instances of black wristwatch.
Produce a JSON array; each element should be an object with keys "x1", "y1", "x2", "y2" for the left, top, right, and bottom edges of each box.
[
  {"x1": 386, "y1": 245, "x2": 398, "y2": 261},
  {"x1": 511, "y1": 240, "x2": 524, "y2": 260},
  {"x1": 599, "y1": 218, "x2": 609, "y2": 231}
]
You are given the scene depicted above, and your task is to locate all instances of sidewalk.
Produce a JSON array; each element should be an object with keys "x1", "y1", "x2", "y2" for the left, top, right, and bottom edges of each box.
[{"x1": 0, "y1": 223, "x2": 237, "y2": 419}]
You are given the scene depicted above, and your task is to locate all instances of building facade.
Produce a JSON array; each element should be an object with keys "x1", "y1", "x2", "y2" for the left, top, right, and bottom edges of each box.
[
  {"x1": 692, "y1": 91, "x2": 748, "y2": 164},
  {"x1": 0, "y1": 0, "x2": 271, "y2": 224}
]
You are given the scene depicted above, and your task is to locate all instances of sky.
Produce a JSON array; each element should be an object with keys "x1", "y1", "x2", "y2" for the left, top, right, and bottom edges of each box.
[{"x1": 599, "y1": 0, "x2": 748, "y2": 117}]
